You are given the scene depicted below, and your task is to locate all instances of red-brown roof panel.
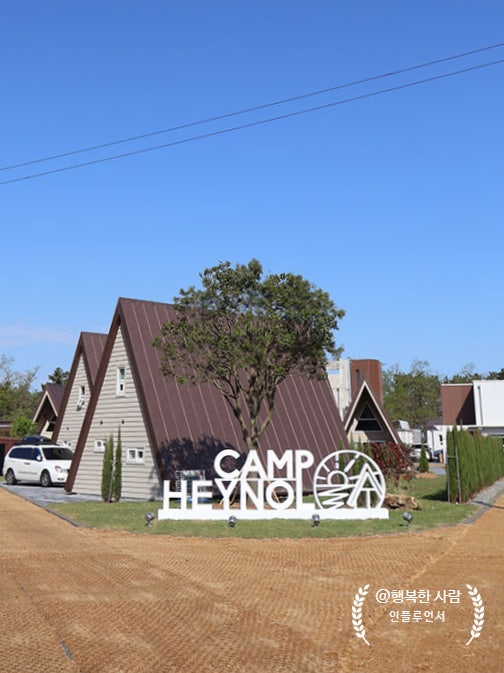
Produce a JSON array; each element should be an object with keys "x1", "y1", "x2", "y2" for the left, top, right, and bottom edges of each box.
[{"x1": 68, "y1": 298, "x2": 348, "y2": 492}]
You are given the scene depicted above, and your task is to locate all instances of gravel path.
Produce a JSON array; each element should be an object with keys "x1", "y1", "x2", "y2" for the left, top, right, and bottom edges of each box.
[{"x1": 1, "y1": 480, "x2": 503, "y2": 672}]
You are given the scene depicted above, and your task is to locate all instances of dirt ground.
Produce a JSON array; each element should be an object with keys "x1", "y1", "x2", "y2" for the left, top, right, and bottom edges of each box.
[{"x1": 0, "y1": 488, "x2": 502, "y2": 673}]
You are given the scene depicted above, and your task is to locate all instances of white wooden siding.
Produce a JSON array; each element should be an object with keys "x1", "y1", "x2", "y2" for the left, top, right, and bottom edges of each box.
[
  {"x1": 73, "y1": 326, "x2": 161, "y2": 500},
  {"x1": 57, "y1": 355, "x2": 89, "y2": 451}
]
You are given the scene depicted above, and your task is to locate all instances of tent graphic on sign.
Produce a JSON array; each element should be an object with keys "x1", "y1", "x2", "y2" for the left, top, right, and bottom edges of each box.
[{"x1": 313, "y1": 450, "x2": 386, "y2": 510}]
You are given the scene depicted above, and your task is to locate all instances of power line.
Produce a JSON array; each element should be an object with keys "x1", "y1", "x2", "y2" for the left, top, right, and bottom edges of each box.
[
  {"x1": 2, "y1": 57, "x2": 504, "y2": 186},
  {"x1": 2, "y1": 41, "x2": 504, "y2": 174}
]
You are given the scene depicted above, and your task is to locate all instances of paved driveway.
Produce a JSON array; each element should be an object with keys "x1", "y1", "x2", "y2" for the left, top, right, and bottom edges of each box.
[{"x1": 0, "y1": 481, "x2": 100, "y2": 506}]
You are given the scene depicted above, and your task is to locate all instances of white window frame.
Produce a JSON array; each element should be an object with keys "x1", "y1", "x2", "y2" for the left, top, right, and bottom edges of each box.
[
  {"x1": 126, "y1": 448, "x2": 145, "y2": 464},
  {"x1": 94, "y1": 439, "x2": 107, "y2": 453},
  {"x1": 76, "y1": 385, "x2": 86, "y2": 410},
  {"x1": 116, "y1": 367, "x2": 126, "y2": 396}
]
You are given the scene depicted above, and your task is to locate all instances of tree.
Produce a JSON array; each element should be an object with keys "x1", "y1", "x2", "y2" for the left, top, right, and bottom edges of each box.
[
  {"x1": 383, "y1": 360, "x2": 441, "y2": 430},
  {"x1": 11, "y1": 415, "x2": 37, "y2": 437},
  {"x1": 0, "y1": 355, "x2": 39, "y2": 421},
  {"x1": 486, "y1": 367, "x2": 504, "y2": 380},
  {"x1": 101, "y1": 435, "x2": 114, "y2": 502},
  {"x1": 112, "y1": 428, "x2": 122, "y2": 502},
  {"x1": 153, "y1": 259, "x2": 344, "y2": 452},
  {"x1": 443, "y1": 363, "x2": 483, "y2": 384},
  {"x1": 418, "y1": 445, "x2": 429, "y2": 473},
  {"x1": 367, "y1": 442, "x2": 413, "y2": 487},
  {"x1": 48, "y1": 367, "x2": 70, "y2": 386}
]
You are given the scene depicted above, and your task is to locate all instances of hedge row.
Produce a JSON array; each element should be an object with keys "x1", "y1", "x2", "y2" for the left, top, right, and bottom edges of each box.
[{"x1": 446, "y1": 427, "x2": 504, "y2": 503}]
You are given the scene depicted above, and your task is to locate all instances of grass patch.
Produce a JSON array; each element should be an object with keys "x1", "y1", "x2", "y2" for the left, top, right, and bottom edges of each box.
[{"x1": 49, "y1": 474, "x2": 479, "y2": 538}]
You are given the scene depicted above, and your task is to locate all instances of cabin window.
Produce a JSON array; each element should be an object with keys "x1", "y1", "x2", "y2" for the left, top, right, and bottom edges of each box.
[
  {"x1": 94, "y1": 439, "x2": 107, "y2": 453},
  {"x1": 116, "y1": 367, "x2": 126, "y2": 396},
  {"x1": 127, "y1": 448, "x2": 145, "y2": 464},
  {"x1": 356, "y1": 403, "x2": 382, "y2": 431},
  {"x1": 77, "y1": 385, "x2": 86, "y2": 410}
]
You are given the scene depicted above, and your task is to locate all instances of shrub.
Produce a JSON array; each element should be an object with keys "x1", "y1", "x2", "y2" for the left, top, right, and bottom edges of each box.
[
  {"x1": 418, "y1": 445, "x2": 429, "y2": 473},
  {"x1": 447, "y1": 427, "x2": 504, "y2": 502},
  {"x1": 11, "y1": 415, "x2": 37, "y2": 437},
  {"x1": 101, "y1": 435, "x2": 114, "y2": 502},
  {"x1": 112, "y1": 428, "x2": 122, "y2": 502},
  {"x1": 368, "y1": 442, "x2": 414, "y2": 487}
]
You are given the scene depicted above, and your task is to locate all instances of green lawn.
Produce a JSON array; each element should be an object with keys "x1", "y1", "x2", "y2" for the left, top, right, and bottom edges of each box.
[{"x1": 49, "y1": 475, "x2": 479, "y2": 538}]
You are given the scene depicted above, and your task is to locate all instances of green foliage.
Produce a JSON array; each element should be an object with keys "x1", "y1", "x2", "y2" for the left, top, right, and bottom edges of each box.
[
  {"x1": 383, "y1": 359, "x2": 441, "y2": 430},
  {"x1": 367, "y1": 442, "x2": 414, "y2": 487},
  {"x1": 446, "y1": 427, "x2": 504, "y2": 503},
  {"x1": 443, "y1": 362, "x2": 504, "y2": 383},
  {"x1": 486, "y1": 368, "x2": 504, "y2": 380},
  {"x1": 443, "y1": 362, "x2": 483, "y2": 384},
  {"x1": 48, "y1": 367, "x2": 70, "y2": 385},
  {"x1": 51, "y1": 475, "x2": 477, "y2": 537},
  {"x1": 11, "y1": 414, "x2": 37, "y2": 437},
  {"x1": 112, "y1": 428, "x2": 122, "y2": 503},
  {"x1": 153, "y1": 259, "x2": 344, "y2": 451},
  {"x1": 101, "y1": 435, "x2": 114, "y2": 502},
  {"x1": 0, "y1": 355, "x2": 40, "y2": 422},
  {"x1": 418, "y1": 445, "x2": 430, "y2": 473}
]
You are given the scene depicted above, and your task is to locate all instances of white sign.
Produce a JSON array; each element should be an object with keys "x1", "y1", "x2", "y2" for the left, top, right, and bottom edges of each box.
[{"x1": 157, "y1": 448, "x2": 388, "y2": 521}]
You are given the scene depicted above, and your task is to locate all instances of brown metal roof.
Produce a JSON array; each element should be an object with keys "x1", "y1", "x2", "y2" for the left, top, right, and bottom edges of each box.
[
  {"x1": 35, "y1": 383, "x2": 65, "y2": 417},
  {"x1": 32, "y1": 383, "x2": 66, "y2": 429},
  {"x1": 48, "y1": 383, "x2": 66, "y2": 410},
  {"x1": 66, "y1": 298, "x2": 349, "y2": 492},
  {"x1": 441, "y1": 384, "x2": 476, "y2": 425},
  {"x1": 80, "y1": 332, "x2": 108, "y2": 386}
]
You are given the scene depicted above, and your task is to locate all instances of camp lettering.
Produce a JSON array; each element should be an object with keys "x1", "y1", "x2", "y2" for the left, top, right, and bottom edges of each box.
[
  {"x1": 158, "y1": 447, "x2": 389, "y2": 521},
  {"x1": 164, "y1": 449, "x2": 313, "y2": 511}
]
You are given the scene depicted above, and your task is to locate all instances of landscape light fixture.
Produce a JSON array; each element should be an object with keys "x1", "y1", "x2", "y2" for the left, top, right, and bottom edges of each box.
[
  {"x1": 402, "y1": 511, "x2": 413, "y2": 527},
  {"x1": 228, "y1": 515, "x2": 237, "y2": 528},
  {"x1": 312, "y1": 513, "x2": 321, "y2": 527},
  {"x1": 145, "y1": 512, "x2": 156, "y2": 527}
]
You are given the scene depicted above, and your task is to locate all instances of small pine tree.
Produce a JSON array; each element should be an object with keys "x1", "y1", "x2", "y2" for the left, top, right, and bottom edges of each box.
[
  {"x1": 418, "y1": 445, "x2": 429, "y2": 473},
  {"x1": 101, "y1": 435, "x2": 114, "y2": 502},
  {"x1": 112, "y1": 427, "x2": 122, "y2": 502}
]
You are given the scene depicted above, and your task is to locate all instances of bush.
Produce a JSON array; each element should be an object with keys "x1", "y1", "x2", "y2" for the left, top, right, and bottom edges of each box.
[
  {"x1": 447, "y1": 427, "x2": 504, "y2": 502},
  {"x1": 418, "y1": 445, "x2": 429, "y2": 473},
  {"x1": 112, "y1": 428, "x2": 122, "y2": 502},
  {"x1": 367, "y1": 442, "x2": 414, "y2": 487},
  {"x1": 101, "y1": 435, "x2": 114, "y2": 502},
  {"x1": 11, "y1": 415, "x2": 36, "y2": 437}
]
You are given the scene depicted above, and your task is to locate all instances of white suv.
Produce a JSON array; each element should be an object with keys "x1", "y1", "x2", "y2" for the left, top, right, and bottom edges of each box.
[{"x1": 3, "y1": 440, "x2": 74, "y2": 487}]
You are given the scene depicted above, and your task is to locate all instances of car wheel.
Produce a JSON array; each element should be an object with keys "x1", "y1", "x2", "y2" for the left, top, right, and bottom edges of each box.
[
  {"x1": 5, "y1": 469, "x2": 17, "y2": 485},
  {"x1": 40, "y1": 470, "x2": 52, "y2": 487}
]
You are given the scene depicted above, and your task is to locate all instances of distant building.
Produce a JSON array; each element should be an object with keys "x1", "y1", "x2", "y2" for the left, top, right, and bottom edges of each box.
[
  {"x1": 432, "y1": 380, "x2": 504, "y2": 461},
  {"x1": 327, "y1": 358, "x2": 383, "y2": 420},
  {"x1": 32, "y1": 383, "x2": 66, "y2": 439},
  {"x1": 344, "y1": 380, "x2": 401, "y2": 447}
]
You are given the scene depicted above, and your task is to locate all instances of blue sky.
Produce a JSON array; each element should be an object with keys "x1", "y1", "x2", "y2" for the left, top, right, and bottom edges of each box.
[{"x1": 1, "y1": 1, "x2": 503, "y2": 387}]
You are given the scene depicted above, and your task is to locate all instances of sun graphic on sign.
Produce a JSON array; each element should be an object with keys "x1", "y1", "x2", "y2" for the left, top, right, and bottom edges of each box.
[{"x1": 313, "y1": 450, "x2": 386, "y2": 510}]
